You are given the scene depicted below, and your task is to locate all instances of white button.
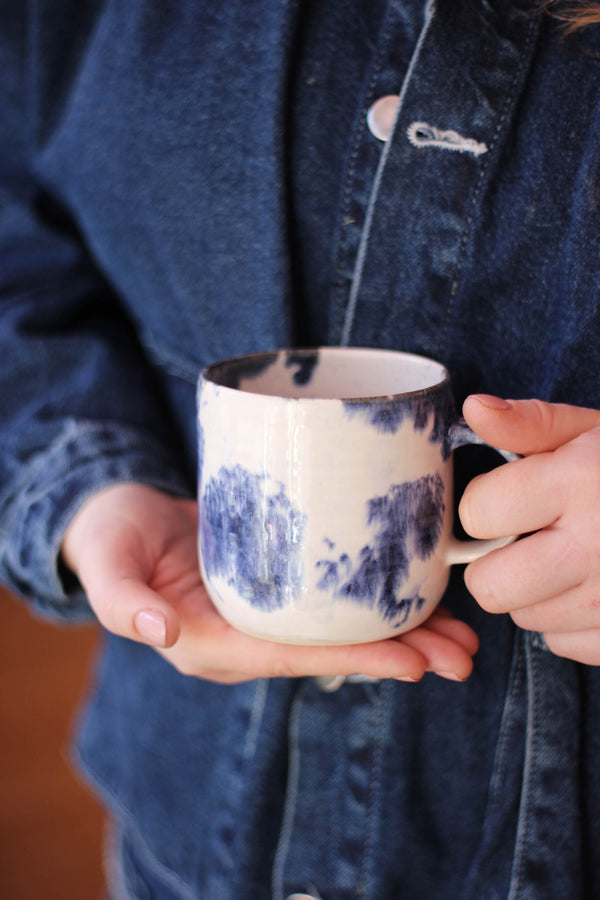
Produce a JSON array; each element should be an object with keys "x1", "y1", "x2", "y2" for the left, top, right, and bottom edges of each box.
[
  {"x1": 367, "y1": 94, "x2": 400, "y2": 141},
  {"x1": 313, "y1": 675, "x2": 346, "y2": 692}
]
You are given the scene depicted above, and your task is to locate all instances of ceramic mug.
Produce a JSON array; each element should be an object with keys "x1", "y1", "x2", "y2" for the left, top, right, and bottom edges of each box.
[{"x1": 197, "y1": 347, "x2": 516, "y2": 645}]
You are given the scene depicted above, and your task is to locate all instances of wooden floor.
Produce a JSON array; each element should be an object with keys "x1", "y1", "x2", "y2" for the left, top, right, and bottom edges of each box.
[{"x1": 0, "y1": 587, "x2": 106, "y2": 900}]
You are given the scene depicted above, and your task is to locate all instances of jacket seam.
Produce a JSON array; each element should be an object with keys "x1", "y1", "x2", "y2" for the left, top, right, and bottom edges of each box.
[
  {"x1": 436, "y1": 9, "x2": 541, "y2": 359},
  {"x1": 339, "y1": 0, "x2": 437, "y2": 347}
]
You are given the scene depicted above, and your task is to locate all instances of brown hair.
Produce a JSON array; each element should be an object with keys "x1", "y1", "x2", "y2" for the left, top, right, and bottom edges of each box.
[{"x1": 543, "y1": 1, "x2": 600, "y2": 34}]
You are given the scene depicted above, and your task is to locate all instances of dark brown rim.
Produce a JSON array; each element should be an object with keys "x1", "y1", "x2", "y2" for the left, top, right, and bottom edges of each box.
[{"x1": 200, "y1": 347, "x2": 450, "y2": 401}]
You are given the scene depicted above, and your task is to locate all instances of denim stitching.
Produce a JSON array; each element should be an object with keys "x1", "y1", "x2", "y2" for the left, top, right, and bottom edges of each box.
[
  {"x1": 104, "y1": 819, "x2": 134, "y2": 900},
  {"x1": 529, "y1": 631, "x2": 550, "y2": 652},
  {"x1": 437, "y1": 11, "x2": 541, "y2": 359},
  {"x1": 487, "y1": 631, "x2": 526, "y2": 806},
  {"x1": 120, "y1": 825, "x2": 198, "y2": 900},
  {"x1": 332, "y1": 0, "x2": 403, "y2": 342},
  {"x1": 358, "y1": 681, "x2": 390, "y2": 898},
  {"x1": 340, "y1": 0, "x2": 437, "y2": 347},
  {"x1": 71, "y1": 748, "x2": 201, "y2": 900},
  {"x1": 243, "y1": 679, "x2": 270, "y2": 760},
  {"x1": 507, "y1": 634, "x2": 536, "y2": 900},
  {"x1": 271, "y1": 685, "x2": 306, "y2": 900},
  {"x1": 462, "y1": 630, "x2": 527, "y2": 900},
  {"x1": 336, "y1": 6, "x2": 396, "y2": 254}
]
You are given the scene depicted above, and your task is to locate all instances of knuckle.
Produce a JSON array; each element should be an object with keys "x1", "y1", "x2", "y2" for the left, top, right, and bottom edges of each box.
[
  {"x1": 541, "y1": 632, "x2": 568, "y2": 660},
  {"x1": 529, "y1": 398, "x2": 557, "y2": 432},
  {"x1": 509, "y1": 607, "x2": 535, "y2": 631},
  {"x1": 166, "y1": 651, "x2": 210, "y2": 679},
  {"x1": 464, "y1": 561, "x2": 502, "y2": 613},
  {"x1": 271, "y1": 658, "x2": 303, "y2": 679},
  {"x1": 89, "y1": 590, "x2": 122, "y2": 636},
  {"x1": 458, "y1": 486, "x2": 480, "y2": 537},
  {"x1": 169, "y1": 656, "x2": 197, "y2": 678},
  {"x1": 560, "y1": 432, "x2": 600, "y2": 497},
  {"x1": 523, "y1": 399, "x2": 560, "y2": 453},
  {"x1": 546, "y1": 525, "x2": 587, "y2": 583}
]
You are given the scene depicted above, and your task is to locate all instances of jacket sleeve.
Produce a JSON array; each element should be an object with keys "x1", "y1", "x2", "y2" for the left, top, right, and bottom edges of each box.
[{"x1": 0, "y1": 7, "x2": 192, "y2": 619}]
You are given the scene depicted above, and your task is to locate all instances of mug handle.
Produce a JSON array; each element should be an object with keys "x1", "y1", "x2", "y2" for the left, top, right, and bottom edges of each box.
[{"x1": 445, "y1": 420, "x2": 520, "y2": 566}]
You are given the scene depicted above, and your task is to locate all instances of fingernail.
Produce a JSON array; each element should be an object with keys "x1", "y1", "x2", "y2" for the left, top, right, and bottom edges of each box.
[
  {"x1": 469, "y1": 394, "x2": 513, "y2": 411},
  {"x1": 393, "y1": 675, "x2": 421, "y2": 682},
  {"x1": 437, "y1": 671, "x2": 467, "y2": 682},
  {"x1": 135, "y1": 609, "x2": 167, "y2": 647}
]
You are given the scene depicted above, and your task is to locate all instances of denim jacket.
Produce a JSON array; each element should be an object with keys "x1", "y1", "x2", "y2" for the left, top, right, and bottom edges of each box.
[{"x1": 2, "y1": 1, "x2": 600, "y2": 897}]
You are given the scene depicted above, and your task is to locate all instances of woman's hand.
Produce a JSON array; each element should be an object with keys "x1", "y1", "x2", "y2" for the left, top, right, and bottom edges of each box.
[
  {"x1": 461, "y1": 395, "x2": 600, "y2": 665},
  {"x1": 62, "y1": 483, "x2": 478, "y2": 684}
]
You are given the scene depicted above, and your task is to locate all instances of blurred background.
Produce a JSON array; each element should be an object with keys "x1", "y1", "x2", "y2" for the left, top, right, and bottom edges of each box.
[{"x1": 0, "y1": 586, "x2": 105, "y2": 899}]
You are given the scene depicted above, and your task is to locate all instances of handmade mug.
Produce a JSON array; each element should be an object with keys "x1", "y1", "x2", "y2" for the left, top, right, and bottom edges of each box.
[{"x1": 197, "y1": 347, "x2": 516, "y2": 645}]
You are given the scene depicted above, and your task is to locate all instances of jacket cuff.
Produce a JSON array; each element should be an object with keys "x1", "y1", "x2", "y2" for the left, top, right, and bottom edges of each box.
[{"x1": 0, "y1": 420, "x2": 193, "y2": 621}]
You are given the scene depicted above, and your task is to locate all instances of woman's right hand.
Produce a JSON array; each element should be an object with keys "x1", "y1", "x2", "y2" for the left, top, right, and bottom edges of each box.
[{"x1": 61, "y1": 483, "x2": 478, "y2": 684}]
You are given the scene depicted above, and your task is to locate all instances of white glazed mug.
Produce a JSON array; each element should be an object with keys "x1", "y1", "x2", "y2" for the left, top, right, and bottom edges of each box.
[{"x1": 197, "y1": 347, "x2": 516, "y2": 645}]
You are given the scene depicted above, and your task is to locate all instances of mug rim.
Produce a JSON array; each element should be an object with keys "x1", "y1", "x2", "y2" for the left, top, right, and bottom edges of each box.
[{"x1": 199, "y1": 346, "x2": 450, "y2": 402}]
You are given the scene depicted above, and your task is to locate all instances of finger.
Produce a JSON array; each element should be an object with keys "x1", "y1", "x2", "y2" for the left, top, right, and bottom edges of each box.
[
  {"x1": 159, "y1": 589, "x2": 433, "y2": 681},
  {"x1": 464, "y1": 525, "x2": 586, "y2": 614},
  {"x1": 395, "y1": 625, "x2": 476, "y2": 681},
  {"x1": 419, "y1": 608, "x2": 480, "y2": 656},
  {"x1": 162, "y1": 603, "x2": 478, "y2": 683},
  {"x1": 459, "y1": 451, "x2": 565, "y2": 539},
  {"x1": 166, "y1": 625, "x2": 431, "y2": 683},
  {"x1": 84, "y1": 556, "x2": 182, "y2": 648},
  {"x1": 509, "y1": 580, "x2": 600, "y2": 634},
  {"x1": 543, "y1": 629, "x2": 600, "y2": 666},
  {"x1": 273, "y1": 638, "x2": 431, "y2": 682},
  {"x1": 463, "y1": 395, "x2": 600, "y2": 456},
  {"x1": 431, "y1": 605, "x2": 453, "y2": 618}
]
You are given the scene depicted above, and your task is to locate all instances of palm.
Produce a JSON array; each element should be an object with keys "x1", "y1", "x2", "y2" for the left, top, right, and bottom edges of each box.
[
  {"x1": 142, "y1": 500, "x2": 209, "y2": 618},
  {"x1": 64, "y1": 484, "x2": 479, "y2": 683}
]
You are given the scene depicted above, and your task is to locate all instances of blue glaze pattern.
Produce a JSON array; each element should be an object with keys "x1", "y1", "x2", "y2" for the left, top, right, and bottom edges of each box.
[
  {"x1": 343, "y1": 388, "x2": 454, "y2": 459},
  {"x1": 200, "y1": 464, "x2": 305, "y2": 610},
  {"x1": 207, "y1": 352, "x2": 278, "y2": 389},
  {"x1": 197, "y1": 420, "x2": 205, "y2": 484},
  {"x1": 284, "y1": 349, "x2": 319, "y2": 386},
  {"x1": 315, "y1": 473, "x2": 445, "y2": 627}
]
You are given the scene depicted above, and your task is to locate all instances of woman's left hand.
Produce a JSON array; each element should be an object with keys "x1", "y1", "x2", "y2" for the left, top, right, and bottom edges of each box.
[
  {"x1": 62, "y1": 483, "x2": 479, "y2": 684},
  {"x1": 460, "y1": 395, "x2": 600, "y2": 665}
]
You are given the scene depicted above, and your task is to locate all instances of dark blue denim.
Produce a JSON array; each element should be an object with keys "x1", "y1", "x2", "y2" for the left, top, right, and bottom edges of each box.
[{"x1": 2, "y1": 0, "x2": 600, "y2": 896}]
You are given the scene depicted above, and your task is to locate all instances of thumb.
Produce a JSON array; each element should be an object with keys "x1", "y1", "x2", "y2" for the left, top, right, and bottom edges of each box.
[
  {"x1": 89, "y1": 568, "x2": 182, "y2": 650},
  {"x1": 61, "y1": 484, "x2": 188, "y2": 649},
  {"x1": 78, "y1": 549, "x2": 182, "y2": 649},
  {"x1": 462, "y1": 394, "x2": 600, "y2": 456}
]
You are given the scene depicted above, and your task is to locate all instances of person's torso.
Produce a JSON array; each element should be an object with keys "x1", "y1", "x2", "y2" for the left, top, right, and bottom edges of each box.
[{"x1": 28, "y1": 1, "x2": 600, "y2": 895}]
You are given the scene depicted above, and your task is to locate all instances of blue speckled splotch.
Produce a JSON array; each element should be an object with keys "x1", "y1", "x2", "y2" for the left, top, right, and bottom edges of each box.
[
  {"x1": 343, "y1": 387, "x2": 454, "y2": 458},
  {"x1": 285, "y1": 349, "x2": 319, "y2": 386},
  {"x1": 315, "y1": 473, "x2": 445, "y2": 627},
  {"x1": 200, "y1": 464, "x2": 305, "y2": 610},
  {"x1": 207, "y1": 352, "x2": 279, "y2": 389},
  {"x1": 197, "y1": 420, "x2": 205, "y2": 484}
]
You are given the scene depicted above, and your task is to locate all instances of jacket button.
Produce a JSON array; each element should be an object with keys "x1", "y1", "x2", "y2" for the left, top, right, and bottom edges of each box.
[
  {"x1": 367, "y1": 94, "x2": 400, "y2": 141},
  {"x1": 285, "y1": 895, "x2": 320, "y2": 899}
]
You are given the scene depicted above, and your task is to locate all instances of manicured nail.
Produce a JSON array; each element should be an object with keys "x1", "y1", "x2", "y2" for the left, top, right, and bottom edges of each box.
[
  {"x1": 469, "y1": 394, "x2": 513, "y2": 411},
  {"x1": 134, "y1": 609, "x2": 167, "y2": 647}
]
